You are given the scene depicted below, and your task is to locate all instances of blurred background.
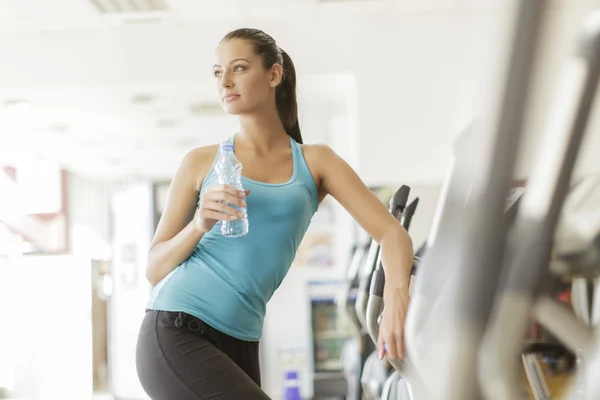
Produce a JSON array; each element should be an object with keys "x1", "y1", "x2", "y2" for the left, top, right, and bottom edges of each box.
[{"x1": 1, "y1": 0, "x2": 599, "y2": 399}]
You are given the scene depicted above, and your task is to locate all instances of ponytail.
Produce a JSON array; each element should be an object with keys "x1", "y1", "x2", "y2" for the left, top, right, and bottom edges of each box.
[{"x1": 276, "y1": 49, "x2": 303, "y2": 144}]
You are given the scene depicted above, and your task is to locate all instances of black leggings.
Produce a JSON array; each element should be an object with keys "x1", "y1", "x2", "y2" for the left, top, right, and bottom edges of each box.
[{"x1": 136, "y1": 310, "x2": 271, "y2": 399}]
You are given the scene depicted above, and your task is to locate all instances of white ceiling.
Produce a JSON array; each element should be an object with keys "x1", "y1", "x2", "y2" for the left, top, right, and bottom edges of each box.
[
  {"x1": 0, "y1": 0, "x2": 460, "y2": 180},
  {"x1": 0, "y1": 0, "x2": 463, "y2": 34},
  {"x1": 0, "y1": 0, "x2": 597, "y2": 181}
]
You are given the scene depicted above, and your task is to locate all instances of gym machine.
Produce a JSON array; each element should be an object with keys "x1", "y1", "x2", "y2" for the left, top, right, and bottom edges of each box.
[
  {"x1": 365, "y1": 185, "x2": 417, "y2": 400},
  {"x1": 341, "y1": 1, "x2": 600, "y2": 398},
  {"x1": 362, "y1": 187, "x2": 419, "y2": 400},
  {"x1": 338, "y1": 186, "x2": 419, "y2": 400},
  {"x1": 361, "y1": 182, "x2": 525, "y2": 400},
  {"x1": 396, "y1": 0, "x2": 600, "y2": 398},
  {"x1": 478, "y1": 2, "x2": 600, "y2": 396}
]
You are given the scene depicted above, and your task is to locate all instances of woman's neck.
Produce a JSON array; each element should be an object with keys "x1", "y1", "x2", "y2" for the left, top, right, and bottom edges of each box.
[{"x1": 237, "y1": 106, "x2": 289, "y2": 154}]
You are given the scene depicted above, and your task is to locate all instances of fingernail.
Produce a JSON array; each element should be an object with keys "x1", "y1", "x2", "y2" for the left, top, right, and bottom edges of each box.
[{"x1": 242, "y1": 201, "x2": 247, "y2": 207}]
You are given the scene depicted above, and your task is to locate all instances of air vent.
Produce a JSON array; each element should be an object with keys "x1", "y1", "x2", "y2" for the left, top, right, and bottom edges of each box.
[{"x1": 91, "y1": 0, "x2": 168, "y2": 14}]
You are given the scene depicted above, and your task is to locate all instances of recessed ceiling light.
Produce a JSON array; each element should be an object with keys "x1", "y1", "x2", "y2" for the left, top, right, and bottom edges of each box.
[
  {"x1": 107, "y1": 157, "x2": 124, "y2": 166},
  {"x1": 176, "y1": 138, "x2": 198, "y2": 148},
  {"x1": 79, "y1": 139, "x2": 102, "y2": 147},
  {"x1": 49, "y1": 123, "x2": 69, "y2": 135},
  {"x1": 157, "y1": 119, "x2": 178, "y2": 128},
  {"x1": 131, "y1": 93, "x2": 155, "y2": 104},
  {"x1": 4, "y1": 99, "x2": 31, "y2": 111},
  {"x1": 188, "y1": 102, "x2": 223, "y2": 115}
]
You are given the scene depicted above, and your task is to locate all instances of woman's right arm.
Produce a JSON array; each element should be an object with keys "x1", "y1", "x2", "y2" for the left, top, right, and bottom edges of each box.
[{"x1": 146, "y1": 146, "x2": 247, "y2": 286}]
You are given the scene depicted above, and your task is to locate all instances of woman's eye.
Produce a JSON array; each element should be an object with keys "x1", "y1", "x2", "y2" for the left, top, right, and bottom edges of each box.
[
  {"x1": 213, "y1": 70, "x2": 222, "y2": 78},
  {"x1": 233, "y1": 65, "x2": 245, "y2": 72}
]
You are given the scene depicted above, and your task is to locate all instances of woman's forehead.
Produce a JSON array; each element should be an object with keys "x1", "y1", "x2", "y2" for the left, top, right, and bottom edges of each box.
[{"x1": 214, "y1": 39, "x2": 256, "y2": 65}]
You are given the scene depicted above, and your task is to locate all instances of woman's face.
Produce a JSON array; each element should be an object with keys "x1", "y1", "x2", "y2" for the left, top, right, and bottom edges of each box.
[{"x1": 213, "y1": 39, "x2": 279, "y2": 115}]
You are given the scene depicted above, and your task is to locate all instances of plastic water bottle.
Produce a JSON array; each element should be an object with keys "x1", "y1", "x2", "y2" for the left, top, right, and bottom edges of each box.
[
  {"x1": 214, "y1": 142, "x2": 249, "y2": 237},
  {"x1": 283, "y1": 371, "x2": 301, "y2": 400}
]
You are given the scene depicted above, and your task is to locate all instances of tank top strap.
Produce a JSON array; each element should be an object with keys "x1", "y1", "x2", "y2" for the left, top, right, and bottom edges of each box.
[
  {"x1": 290, "y1": 138, "x2": 319, "y2": 210},
  {"x1": 289, "y1": 136, "x2": 300, "y2": 170},
  {"x1": 290, "y1": 138, "x2": 308, "y2": 177}
]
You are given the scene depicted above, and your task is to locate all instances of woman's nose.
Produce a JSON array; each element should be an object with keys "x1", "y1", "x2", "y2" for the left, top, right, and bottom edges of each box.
[{"x1": 220, "y1": 72, "x2": 233, "y2": 89}]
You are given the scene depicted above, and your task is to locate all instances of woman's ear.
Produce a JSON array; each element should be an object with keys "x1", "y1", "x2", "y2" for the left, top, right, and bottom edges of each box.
[{"x1": 269, "y1": 64, "x2": 284, "y2": 88}]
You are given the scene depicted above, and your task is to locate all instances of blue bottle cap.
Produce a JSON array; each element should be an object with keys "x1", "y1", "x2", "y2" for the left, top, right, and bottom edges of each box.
[{"x1": 286, "y1": 371, "x2": 298, "y2": 380}]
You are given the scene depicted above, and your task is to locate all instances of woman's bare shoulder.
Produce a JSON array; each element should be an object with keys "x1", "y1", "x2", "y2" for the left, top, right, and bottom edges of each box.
[
  {"x1": 299, "y1": 143, "x2": 335, "y2": 168},
  {"x1": 179, "y1": 144, "x2": 221, "y2": 191}
]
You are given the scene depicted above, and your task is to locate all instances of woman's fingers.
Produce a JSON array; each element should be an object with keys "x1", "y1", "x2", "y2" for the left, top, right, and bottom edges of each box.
[
  {"x1": 205, "y1": 186, "x2": 247, "y2": 208},
  {"x1": 208, "y1": 184, "x2": 247, "y2": 198},
  {"x1": 200, "y1": 209, "x2": 238, "y2": 221},
  {"x1": 378, "y1": 329, "x2": 386, "y2": 360},
  {"x1": 394, "y1": 328, "x2": 405, "y2": 360},
  {"x1": 384, "y1": 333, "x2": 399, "y2": 360},
  {"x1": 200, "y1": 200, "x2": 243, "y2": 218}
]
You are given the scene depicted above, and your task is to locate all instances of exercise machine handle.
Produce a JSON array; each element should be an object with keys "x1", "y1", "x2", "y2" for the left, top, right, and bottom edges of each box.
[
  {"x1": 358, "y1": 186, "x2": 411, "y2": 334},
  {"x1": 366, "y1": 185, "x2": 412, "y2": 372},
  {"x1": 401, "y1": 198, "x2": 419, "y2": 232}
]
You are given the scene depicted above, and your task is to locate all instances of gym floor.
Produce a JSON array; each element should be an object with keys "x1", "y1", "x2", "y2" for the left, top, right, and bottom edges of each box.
[{"x1": 523, "y1": 363, "x2": 572, "y2": 399}]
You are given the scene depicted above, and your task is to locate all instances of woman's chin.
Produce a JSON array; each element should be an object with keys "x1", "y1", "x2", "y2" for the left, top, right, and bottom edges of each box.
[
  {"x1": 222, "y1": 103, "x2": 245, "y2": 115},
  {"x1": 221, "y1": 98, "x2": 262, "y2": 116}
]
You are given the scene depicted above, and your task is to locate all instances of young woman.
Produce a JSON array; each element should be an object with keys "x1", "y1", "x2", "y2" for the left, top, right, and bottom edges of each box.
[{"x1": 136, "y1": 28, "x2": 414, "y2": 399}]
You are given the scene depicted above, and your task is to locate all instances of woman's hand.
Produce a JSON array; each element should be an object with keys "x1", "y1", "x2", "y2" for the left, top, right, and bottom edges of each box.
[
  {"x1": 195, "y1": 184, "x2": 249, "y2": 233},
  {"x1": 378, "y1": 286, "x2": 410, "y2": 360}
]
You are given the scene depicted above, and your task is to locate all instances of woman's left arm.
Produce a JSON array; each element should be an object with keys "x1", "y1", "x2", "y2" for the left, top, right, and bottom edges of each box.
[{"x1": 311, "y1": 144, "x2": 414, "y2": 360}]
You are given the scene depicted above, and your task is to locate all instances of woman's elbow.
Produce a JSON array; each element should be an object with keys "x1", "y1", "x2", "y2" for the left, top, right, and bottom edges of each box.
[
  {"x1": 145, "y1": 266, "x2": 159, "y2": 287},
  {"x1": 145, "y1": 249, "x2": 160, "y2": 287},
  {"x1": 385, "y1": 222, "x2": 413, "y2": 251},
  {"x1": 400, "y1": 224, "x2": 413, "y2": 246}
]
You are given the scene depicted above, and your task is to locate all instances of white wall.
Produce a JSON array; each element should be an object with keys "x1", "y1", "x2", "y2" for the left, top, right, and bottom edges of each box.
[
  {"x1": 354, "y1": 14, "x2": 477, "y2": 186},
  {"x1": 355, "y1": 4, "x2": 600, "y2": 186},
  {"x1": 0, "y1": 255, "x2": 95, "y2": 399},
  {"x1": 67, "y1": 172, "x2": 145, "y2": 259},
  {"x1": 67, "y1": 174, "x2": 153, "y2": 399},
  {"x1": 515, "y1": 7, "x2": 600, "y2": 181}
]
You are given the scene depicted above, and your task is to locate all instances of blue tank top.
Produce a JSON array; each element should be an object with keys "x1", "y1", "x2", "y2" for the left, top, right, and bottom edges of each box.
[{"x1": 147, "y1": 134, "x2": 319, "y2": 341}]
